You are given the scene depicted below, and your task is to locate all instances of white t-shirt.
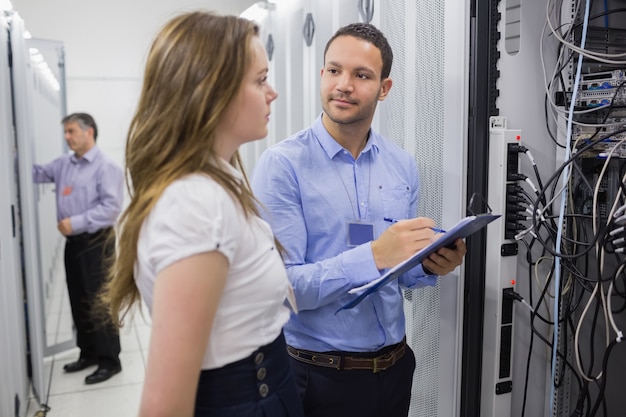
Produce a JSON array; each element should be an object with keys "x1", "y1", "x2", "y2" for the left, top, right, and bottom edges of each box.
[{"x1": 135, "y1": 169, "x2": 292, "y2": 369}]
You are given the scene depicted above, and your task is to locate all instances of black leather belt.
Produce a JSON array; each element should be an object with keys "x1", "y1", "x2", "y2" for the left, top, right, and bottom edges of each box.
[{"x1": 286, "y1": 339, "x2": 406, "y2": 373}]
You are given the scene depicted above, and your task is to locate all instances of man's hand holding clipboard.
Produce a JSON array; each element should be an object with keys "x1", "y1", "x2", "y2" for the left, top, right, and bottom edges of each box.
[{"x1": 337, "y1": 214, "x2": 501, "y2": 312}]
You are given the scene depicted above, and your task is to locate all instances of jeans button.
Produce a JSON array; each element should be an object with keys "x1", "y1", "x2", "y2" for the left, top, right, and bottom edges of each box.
[
  {"x1": 254, "y1": 352, "x2": 264, "y2": 365},
  {"x1": 257, "y1": 367, "x2": 267, "y2": 380}
]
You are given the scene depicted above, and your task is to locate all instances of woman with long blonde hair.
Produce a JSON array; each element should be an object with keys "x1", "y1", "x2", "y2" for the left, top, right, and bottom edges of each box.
[{"x1": 102, "y1": 11, "x2": 302, "y2": 417}]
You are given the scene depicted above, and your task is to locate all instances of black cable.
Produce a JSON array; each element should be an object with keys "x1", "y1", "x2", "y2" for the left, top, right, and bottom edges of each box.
[
  {"x1": 588, "y1": 339, "x2": 621, "y2": 417},
  {"x1": 531, "y1": 127, "x2": 626, "y2": 259},
  {"x1": 533, "y1": 7, "x2": 626, "y2": 415},
  {"x1": 518, "y1": 239, "x2": 583, "y2": 417}
]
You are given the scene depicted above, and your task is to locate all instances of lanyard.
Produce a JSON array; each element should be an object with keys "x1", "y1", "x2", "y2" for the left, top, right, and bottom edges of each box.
[{"x1": 330, "y1": 150, "x2": 371, "y2": 221}]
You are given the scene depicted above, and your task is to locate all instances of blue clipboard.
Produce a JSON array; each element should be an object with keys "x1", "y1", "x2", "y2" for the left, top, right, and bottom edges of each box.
[{"x1": 337, "y1": 214, "x2": 501, "y2": 312}]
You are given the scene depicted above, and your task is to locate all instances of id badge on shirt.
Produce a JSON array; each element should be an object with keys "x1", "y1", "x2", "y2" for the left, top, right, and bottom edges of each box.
[{"x1": 347, "y1": 221, "x2": 374, "y2": 247}]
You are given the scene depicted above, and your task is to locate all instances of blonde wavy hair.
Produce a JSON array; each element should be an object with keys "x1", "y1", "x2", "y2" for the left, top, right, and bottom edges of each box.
[{"x1": 102, "y1": 11, "x2": 261, "y2": 327}]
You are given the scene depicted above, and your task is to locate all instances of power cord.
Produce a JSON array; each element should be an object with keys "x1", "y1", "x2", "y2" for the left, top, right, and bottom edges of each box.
[{"x1": 503, "y1": 288, "x2": 535, "y2": 313}]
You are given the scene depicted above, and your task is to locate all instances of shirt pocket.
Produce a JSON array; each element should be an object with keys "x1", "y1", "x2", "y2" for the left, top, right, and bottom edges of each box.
[
  {"x1": 65, "y1": 184, "x2": 97, "y2": 216},
  {"x1": 380, "y1": 185, "x2": 411, "y2": 220}
]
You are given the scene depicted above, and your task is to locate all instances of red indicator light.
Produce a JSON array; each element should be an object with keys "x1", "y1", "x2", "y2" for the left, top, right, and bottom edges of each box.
[
  {"x1": 516, "y1": 135, "x2": 521, "y2": 141},
  {"x1": 511, "y1": 279, "x2": 516, "y2": 285}
]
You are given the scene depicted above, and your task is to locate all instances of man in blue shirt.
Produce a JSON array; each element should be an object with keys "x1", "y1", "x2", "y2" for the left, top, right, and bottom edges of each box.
[
  {"x1": 252, "y1": 23, "x2": 467, "y2": 417},
  {"x1": 33, "y1": 113, "x2": 124, "y2": 384}
]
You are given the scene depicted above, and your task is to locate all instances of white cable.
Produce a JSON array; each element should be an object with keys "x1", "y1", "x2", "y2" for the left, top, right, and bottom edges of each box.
[
  {"x1": 525, "y1": 177, "x2": 539, "y2": 194},
  {"x1": 592, "y1": 139, "x2": 626, "y2": 237},
  {"x1": 535, "y1": 256, "x2": 555, "y2": 299},
  {"x1": 541, "y1": 0, "x2": 626, "y2": 146},
  {"x1": 574, "y1": 282, "x2": 603, "y2": 381},
  {"x1": 614, "y1": 205, "x2": 626, "y2": 218},
  {"x1": 514, "y1": 227, "x2": 532, "y2": 241},
  {"x1": 607, "y1": 265, "x2": 625, "y2": 340},
  {"x1": 534, "y1": 256, "x2": 555, "y2": 326},
  {"x1": 614, "y1": 215, "x2": 626, "y2": 224},
  {"x1": 520, "y1": 298, "x2": 535, "y2": 313},
  {"x1": 572, "y1": 81, "x2": 626, "y2": 387},
  {"x1": 576, "y1": 153, "x2": 626, "y2": 379},
  {"x1": 537, "y1": 180, "x2": 569, "y2": 225},
  {"x1": 546, "y1": 9, "x2": 626, "y2": 63}
]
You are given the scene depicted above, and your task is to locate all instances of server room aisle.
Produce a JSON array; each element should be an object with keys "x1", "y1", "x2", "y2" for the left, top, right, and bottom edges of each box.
[{"x1": 29, "y1": 281, "x2": 151, "y2": 416}]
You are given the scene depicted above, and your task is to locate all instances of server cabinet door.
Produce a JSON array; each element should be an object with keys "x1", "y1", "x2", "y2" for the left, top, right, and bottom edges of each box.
[
  {"x1": 0, "y1": 13, "x2": 29, "y2": 417},
  {"x1": 10, "y1": 14, "x2": 73, "y2": 404}
]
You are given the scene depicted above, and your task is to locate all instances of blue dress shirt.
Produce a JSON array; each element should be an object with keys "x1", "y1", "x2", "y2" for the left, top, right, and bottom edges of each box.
[
  {"x1": 32, "y1": 146, "x2": 124, "y2": 235},
  {"x1": 252, "y1": 115, "x2": 436, "y2": 353}
]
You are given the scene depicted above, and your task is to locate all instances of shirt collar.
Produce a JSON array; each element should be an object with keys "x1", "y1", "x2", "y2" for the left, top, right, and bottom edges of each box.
[
  {"x1": 70, "y1": 145, "x2": 99, "y2": 164},
  {"x1": 218, "y1": 157, "x2": 244, "y2": 180},
  {"x1": 312, "y1": 113, "x2": 379, "y2": 160}
]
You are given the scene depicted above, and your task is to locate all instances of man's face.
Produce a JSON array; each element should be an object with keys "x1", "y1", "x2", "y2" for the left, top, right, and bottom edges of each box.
[
  {"x1": 320, "y1": 35, "x2": 390, "y2": 126},
  {"x1": 64, "y1": 121, "x2": 93, "y2": 157}
]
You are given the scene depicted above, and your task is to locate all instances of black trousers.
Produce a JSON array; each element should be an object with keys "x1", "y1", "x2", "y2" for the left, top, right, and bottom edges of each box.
[
  {"x1": 64, "y1": 228, "x2": 120, "y2": 368},
  {"x1": 290, "y1": 344, "x2": 416, "y2": 417}
]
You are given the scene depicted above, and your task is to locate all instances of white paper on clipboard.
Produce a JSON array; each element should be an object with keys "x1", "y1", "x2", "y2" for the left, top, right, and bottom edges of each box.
[{"x1": 337, "y1": 214, "x2": 501, "y2": 312}]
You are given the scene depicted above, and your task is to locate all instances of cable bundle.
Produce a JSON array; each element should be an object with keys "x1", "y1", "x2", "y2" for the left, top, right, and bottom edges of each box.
[{"x1": 509, "y1": 1, "x2": 626, "y2": 416}]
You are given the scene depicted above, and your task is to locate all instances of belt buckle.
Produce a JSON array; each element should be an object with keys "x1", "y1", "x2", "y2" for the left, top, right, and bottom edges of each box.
[{"x1": 372, "y1": 352, "x2": 393, "y2": 373}]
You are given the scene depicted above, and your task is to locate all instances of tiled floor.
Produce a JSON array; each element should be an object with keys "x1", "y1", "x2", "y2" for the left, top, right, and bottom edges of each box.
[
  {"x1": 43, "y1": 317, "x2": 149, "y2": 416},
  {"x1": 27, "y1": 272, "x2": 151, "y2": 417}
]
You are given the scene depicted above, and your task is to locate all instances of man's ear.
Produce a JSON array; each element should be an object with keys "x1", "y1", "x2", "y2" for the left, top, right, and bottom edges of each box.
[{"x1": 378, "y1": 78, "x2": 393, "y2": 101}]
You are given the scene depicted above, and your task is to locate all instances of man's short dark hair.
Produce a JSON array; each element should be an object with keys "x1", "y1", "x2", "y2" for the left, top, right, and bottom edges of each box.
[
  {"x1": 62, "y1": 113, "x2": 98, "y2": 141},
  {"x1": 323, "y1": 23, "x2": 393, "y2": 80}
]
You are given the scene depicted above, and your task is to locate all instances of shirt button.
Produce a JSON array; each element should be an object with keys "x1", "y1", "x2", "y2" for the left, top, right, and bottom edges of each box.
[
  {"x1": 259, "y1": 383, "x2": 269, "y2": 398},
  {"x1": 257, "y1": 367, "x2": 267, "y2": 380},
  {"x1": 254, "y1": 352, "x2": 264, "y2": 365}
]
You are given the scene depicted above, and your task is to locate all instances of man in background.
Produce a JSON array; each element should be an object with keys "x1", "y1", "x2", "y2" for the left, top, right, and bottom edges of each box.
[
  {"x1": 33, "y1": 112, "x2": 123, "y2": 384},
  {"x1": 252, "y1": 23, "x2": 467, "y2": 417}
]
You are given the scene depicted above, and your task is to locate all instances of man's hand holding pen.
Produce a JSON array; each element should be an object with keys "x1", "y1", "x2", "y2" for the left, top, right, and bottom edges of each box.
[{"x1": 373, "y1": 217, "x2": 467, "y2": 274}]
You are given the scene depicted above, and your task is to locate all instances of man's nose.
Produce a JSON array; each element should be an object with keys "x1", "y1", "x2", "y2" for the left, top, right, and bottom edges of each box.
[{"x1": 336, "y1": 73, "x2": 353, "y2": 92}]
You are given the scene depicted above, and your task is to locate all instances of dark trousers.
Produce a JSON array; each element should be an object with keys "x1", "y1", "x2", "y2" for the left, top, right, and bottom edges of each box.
[
  {"x1": 64, "y1": 228, "x2": 120, "y2": 368},
  {"x1": 195, "y1": 332, "x2": 304, "y2": 417},
  {"x1": 290, "y1": 344, "x2": 416, "y2": 417}
]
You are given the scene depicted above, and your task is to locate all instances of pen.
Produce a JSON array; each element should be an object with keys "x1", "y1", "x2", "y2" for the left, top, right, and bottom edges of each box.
[{"x1": 384, "y1": 218, "x2": 447, "y2": 234}]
